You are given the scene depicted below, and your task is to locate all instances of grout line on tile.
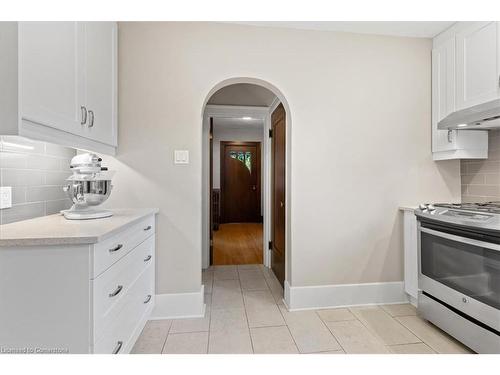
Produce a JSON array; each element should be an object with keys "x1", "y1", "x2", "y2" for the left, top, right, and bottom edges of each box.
[
  {"x1": 387, "y1": 342, "x2": 436, "y2": 350},
  {"x1": 160, "y1": 320, "x2": 172, "y2": 354},
  {"x1": 206, "y1": 296, "x2": 213, "y2": 353},
  {"x1": 380, "y1": 304, "x2": 417, "y2": 318},
  {"x1": 315, "y1": 308, "x2": 343, "y2": 351},
  {"x1": 275, "y1": 294, "x2": 302, "y2": 354},
  {"x1": 241, "y1": 280, "x2": 255, "y2": 354},
  {"x1": 345, "y1": 306, "x2": 392, "y2": 348},
  {"x1": 387, "y1": 309, "x2": 424, "y2": 344}
]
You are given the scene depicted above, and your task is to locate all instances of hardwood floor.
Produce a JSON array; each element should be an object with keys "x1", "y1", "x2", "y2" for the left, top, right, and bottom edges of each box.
[{"x1": 213, "y1": 223, "x2": 263, "y2": 265}]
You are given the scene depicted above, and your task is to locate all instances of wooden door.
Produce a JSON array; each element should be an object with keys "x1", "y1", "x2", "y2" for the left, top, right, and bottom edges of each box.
[
  {"x1": 271, "y1": 104, "x2": 286, "y2": 287},
  {"x1": 82, "y1": 22, "x2": 117, "y2": 146},
  {"x1": 456, "y1": 22, "x2": 500, "y2": 110},
  {"x1": 20, "y1": 22, "x2": 85, "y2": 134},
  {"x1": 209, "y1": 118, "x2": 214, "y2": 265},
  {"x1": 221, "y1": 142, "x2": 261, "y2": 223}
]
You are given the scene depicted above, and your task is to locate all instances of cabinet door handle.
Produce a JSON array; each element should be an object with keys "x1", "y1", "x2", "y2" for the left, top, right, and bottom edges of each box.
[
  {"x1": 109, "y1": 244, "x2": 123, "y2": 253},
  {"x1": 109, "y1": 285, "x2": 123, "y2": 298},
  {"x1": 447, "y1": 130, "x2": 453, "y2": 143},
  {"x1": 143, "y1": 295, "x2": 152, "y2": 304},
  {"x1": 144, "y1": 255, "x2": 152, "y2": 262},
  {"x1": 80, "y1": 106, "x2": 87, "y2": 125},
  {"x1": 88, "y1": 110, "x2": 95, "y2": 127},
  {"x1": 112, "y1": 341, "x2": 123, "y2": 354},
  {"x1": 143, "y1": 225, "x2": 152, "y2": 231}
]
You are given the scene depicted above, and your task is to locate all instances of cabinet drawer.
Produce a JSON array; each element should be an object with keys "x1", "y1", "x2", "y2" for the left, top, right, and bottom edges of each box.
[
  {"x1": 93, "y1": 236, "x2": 154, "y2": 338},
  {"x1": 92, "y1": 215, "x2": 155, "y2": 278},
  {"x1": 93, "y1": 267, "x2": 154, "y2": 354}
]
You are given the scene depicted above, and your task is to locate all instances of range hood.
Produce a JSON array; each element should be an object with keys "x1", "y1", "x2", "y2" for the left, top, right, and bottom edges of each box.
[{"x1": 438, "y1": 98, "x2": 500, "y2": 130}]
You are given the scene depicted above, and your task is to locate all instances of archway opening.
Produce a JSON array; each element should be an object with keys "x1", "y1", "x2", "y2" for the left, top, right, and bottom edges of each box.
[{"x1": 201, "y1": 78, "x2": 291, "y2": 294}]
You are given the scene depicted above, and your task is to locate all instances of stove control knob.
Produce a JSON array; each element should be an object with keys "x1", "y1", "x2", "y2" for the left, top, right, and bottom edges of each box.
[
  {"x1": 462, "y1": 297, "x2": 468, "y2": 304},
  {"x1": 427, "y1": 204, "x2": 436, "y2": 211},
  {"x1": 419, "y1": 204, "x2": 428, "y2": 210}
]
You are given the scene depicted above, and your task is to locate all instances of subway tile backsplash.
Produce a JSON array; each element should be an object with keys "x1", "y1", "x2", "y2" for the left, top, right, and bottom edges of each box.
[
  {"x1": 461, "y1": 130, "x2": 500, "y2": 203},
  {"x1": 0, "y1": 136, "x2": 75, "y2": 224}
]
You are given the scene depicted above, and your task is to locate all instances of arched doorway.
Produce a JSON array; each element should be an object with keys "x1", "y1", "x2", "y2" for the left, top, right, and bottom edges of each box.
[{"x1": 201, "y1": 78, "x2": 292, "y2": 290}]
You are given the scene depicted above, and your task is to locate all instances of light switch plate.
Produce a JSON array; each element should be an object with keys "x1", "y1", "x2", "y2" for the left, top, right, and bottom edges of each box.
[
  {"x1": 0, "y1": 186, "x2": 12, "y2": 209},
  {"x1": 174, "y1": 150, "x2": 189, "y2": 164}
]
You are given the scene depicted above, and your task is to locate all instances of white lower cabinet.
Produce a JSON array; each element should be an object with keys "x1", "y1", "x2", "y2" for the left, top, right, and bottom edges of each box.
[
  {"x1": 94, "y1": 260, "x2": 154, "y2": 354},
  {"x1": 400, "y1": 207, "x2": 418, "y2": 305},
  {"x1": 0, "y1": 214, "x2": 155, "y2": 354}
]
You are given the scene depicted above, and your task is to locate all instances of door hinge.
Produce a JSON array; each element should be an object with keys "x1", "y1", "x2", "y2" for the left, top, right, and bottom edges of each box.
[
  {"x1": 268, "y1": 129, "x2": 273, "y2": 138},
  {"x1": 268, "y1": 241, "x2": 272, "y2": 250}
]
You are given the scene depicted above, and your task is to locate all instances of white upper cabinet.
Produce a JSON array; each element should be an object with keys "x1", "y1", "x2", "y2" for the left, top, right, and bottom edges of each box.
[
  {"x1": 14, "y1": 22, "x2": 117, "y2": 154},
  {"x1": 432, "y1": 37, "x2": 457, "y2": 153},
  {"x1": 431, "y1": 22, "x2": 494, "y2": 161},
  {"x1": 20, "y1": 22, "x2": 85, "y2": 135},
  {"x1": 456, "y1": 22, "x2": 500, "y2": 110},
  {"x1": 81, "y1": 22, "x2": 118, "y2": 146}
]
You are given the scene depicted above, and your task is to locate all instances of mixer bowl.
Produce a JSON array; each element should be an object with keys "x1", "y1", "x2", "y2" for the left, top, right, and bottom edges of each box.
[{"x1": 64, "y1": 180, "x2": 113, "y2": 207}]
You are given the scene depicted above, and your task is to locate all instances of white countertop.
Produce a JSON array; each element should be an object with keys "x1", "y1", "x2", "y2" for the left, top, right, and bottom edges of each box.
[
  {"x1": 0, "y1": 208, "x2": 159, "y2": 247},
  {"x1": 399, "y1": 205, "x2": 418, "y2": 211}
]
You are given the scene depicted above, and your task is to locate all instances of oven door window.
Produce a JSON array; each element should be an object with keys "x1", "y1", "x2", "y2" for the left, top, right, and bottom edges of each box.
[{"x1": 421, "y1": 231, "x2": 500, "y2": 309}]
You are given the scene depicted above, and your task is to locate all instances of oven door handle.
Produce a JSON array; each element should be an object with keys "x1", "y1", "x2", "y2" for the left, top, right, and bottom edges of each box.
[{"x1": 420, "y1": 227, "x2": 500, "y2": 252}]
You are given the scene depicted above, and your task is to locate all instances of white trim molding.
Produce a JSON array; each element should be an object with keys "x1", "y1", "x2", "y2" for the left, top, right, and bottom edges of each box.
[
  {"x1": 269, "y1": 96, "x2": 281, "y2": 113},
  {"x1": 284, "y1": 281, "x2": 409, "y2": 311},
  {"x1": 204, "y1": 104, "x2": 270, "y2": 119},
  {"x1": 202, "y1": 104, "x2": 273, "y2": 270},
  {"x1": 150, "y1": 285, "x2": 205, "y2": 320}
]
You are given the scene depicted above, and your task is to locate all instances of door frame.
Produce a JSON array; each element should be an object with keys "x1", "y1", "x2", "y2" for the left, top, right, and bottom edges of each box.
[
  {"x1": 220, "y1": 141, "x2": 262, "y2": 224},
  {"x1": 209, "y1": 117, "x2": 214, "y2": 265},
  {"x1": 202, "y1": 105, "x2": 271, "y2": 268}
]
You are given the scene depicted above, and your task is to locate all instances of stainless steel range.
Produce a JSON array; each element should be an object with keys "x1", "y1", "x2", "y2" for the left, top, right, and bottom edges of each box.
[{"x1": 415, "y1": 202, "x2": 500, "y2": 354}]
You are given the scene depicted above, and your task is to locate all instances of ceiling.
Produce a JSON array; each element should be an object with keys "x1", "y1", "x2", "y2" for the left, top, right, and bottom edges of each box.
[
  {"x1": 229, "y1": 21, "x2": 455, "y2": 38},
  {"x1": 207, "y1": 83, "x2": 277, "y2": 107},
  {"x1": 213, "y1": 117, "x2": 264, "y2": 129}
]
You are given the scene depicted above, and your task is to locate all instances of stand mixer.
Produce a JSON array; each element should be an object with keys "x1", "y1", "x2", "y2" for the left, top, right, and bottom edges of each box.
[{"x1": 62, "y1": 153, "x2": 114, "y2": 220}]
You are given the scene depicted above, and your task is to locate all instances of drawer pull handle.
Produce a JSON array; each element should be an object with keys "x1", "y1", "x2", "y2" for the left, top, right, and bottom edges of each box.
[
  {"x1": 109, "y1": 285, "x2": 123, "y2": 298},
  {"x1": 144, "y1": 295, "x2": 152, "y2": 304},
  {"x1": 112, "y1": 341, "x2": 123, "y2": 354},
  {"x1": 144, "y1": 255, "x2": 152, "y2": 262},
  {"x1": 143, "y1": 225, "x2": 152, "y2": 231},
  {"x1": 109, "y1": 244, "x2": 123, "y2": 253}
]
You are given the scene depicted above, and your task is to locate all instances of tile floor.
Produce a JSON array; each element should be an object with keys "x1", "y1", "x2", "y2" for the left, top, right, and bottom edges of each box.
[{"x1": 131, "y1": 264, "x2": 474, "y2": 354}]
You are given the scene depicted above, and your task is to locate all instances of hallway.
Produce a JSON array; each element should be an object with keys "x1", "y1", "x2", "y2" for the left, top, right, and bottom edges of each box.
[
  {"x1": 131, "y1": 265, "x2": 472, "y2": 354},
  {"x1": 213, "y1": 223, "x2": 263, "y2": 265}
]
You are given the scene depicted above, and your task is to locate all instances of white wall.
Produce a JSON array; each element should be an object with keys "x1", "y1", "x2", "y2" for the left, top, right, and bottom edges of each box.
[
  {"x1": 212, "y1": 124, "x2": 264, "y2": 189},
  {"x1": 0, "y1": 22, "x2": 18, "y2": 135},
  {"x1": 105, "y1": 22, "x2": 461, "y2": 295}
]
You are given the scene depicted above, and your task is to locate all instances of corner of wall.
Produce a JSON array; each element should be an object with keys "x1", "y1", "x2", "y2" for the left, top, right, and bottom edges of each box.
[{"x1": 149, "y1": 285, "x2": 205, "y2": 320}]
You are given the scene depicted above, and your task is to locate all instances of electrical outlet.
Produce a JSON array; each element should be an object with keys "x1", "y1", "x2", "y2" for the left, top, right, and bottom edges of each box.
[
  {"x1": 174, "y1": 150, "x2": 189, "y2": 164},
  {"x1": 0, "y1": 186, "x2": 12, "y2": 209}
]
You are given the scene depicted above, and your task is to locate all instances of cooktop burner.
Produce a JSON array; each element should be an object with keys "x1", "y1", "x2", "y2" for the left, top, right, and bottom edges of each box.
[
  {"x1": 416, "y1": 202, "x2": 500, "y2": 232},
  {"x1": 435, "y1": 202, "x2": 500, "y2": 214}
]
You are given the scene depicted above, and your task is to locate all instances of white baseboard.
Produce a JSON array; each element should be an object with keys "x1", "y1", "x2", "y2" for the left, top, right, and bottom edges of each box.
[
  {"x1": 285, "y1": 280, "x2": 408, "y2": 311},
  {"x1": 149, "y1": 285, "x2": 205, "y2": 320}
]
